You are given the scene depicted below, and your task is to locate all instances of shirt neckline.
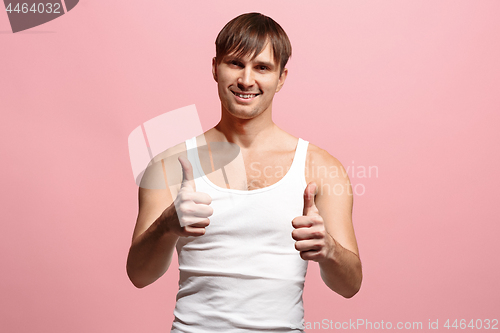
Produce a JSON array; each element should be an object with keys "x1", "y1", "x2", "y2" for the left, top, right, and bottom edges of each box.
[{"x1": 191, "y1": 138, "x2": 303, "y2": 195}]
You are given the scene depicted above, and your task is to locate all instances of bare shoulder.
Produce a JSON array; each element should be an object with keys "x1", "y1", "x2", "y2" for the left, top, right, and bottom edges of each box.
[
  {"x1": 305, "y1": 142, "x2": 357, "y2": 254},
  {"x1": 140, "y1": 141, "x2": 187, "y2": 193},
  {"x1": 306, "y1": 142, "x2": 342, "y2": 167},
  {"x1": 305, "y1": 142, "x2": 349, "y2": 186},
  {"x1": 152, "y1": 140, "x2": 187, "y2": 163},
  {"x1": 133, "y1": 141, "x2": 188, "y2": 241}
]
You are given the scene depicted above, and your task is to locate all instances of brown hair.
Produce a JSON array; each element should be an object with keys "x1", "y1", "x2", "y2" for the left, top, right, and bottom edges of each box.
[{"x1": 215, "y1": 13, "x2": 292, "y2": 75}]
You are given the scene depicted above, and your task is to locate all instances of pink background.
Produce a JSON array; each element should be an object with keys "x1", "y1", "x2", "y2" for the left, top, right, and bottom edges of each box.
[{"x1": 1, "y1": 1, "x2": 499, "y2": 332}]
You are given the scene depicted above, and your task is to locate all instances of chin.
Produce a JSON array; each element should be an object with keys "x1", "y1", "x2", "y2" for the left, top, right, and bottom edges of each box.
[
  {"x1": 223, "y1": 104, "x2": 260, "y2": 119},
  {"x1": 231, "y1": 108, "x2": 263, "y2": 120}
]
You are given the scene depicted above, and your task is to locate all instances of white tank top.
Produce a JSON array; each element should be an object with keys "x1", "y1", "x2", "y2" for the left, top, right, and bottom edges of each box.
[{"x1": 171, "y1": 137, "x2": 309, "y2": 333}]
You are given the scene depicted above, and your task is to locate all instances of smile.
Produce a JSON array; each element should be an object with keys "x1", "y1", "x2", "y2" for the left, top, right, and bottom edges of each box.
[{"x1": 231, "y1": 91, "x2": 260, "y2": 99}]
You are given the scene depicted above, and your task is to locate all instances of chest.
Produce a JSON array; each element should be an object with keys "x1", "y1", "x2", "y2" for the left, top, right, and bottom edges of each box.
[
  {"x1": 243, "y1": 151, "x2": 295, "y2": 190},
  {"x1": 201, "y1": 149, "x2": 296, "y2": 191}
]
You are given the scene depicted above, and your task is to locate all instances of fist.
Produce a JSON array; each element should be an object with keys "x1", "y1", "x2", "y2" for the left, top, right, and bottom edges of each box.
[
  {"x1": 292, "y1": 182, "x2": 335, "y2": 262},
  {"x1": 173, "y1": 155, "x2": 213, "y2": 236}
]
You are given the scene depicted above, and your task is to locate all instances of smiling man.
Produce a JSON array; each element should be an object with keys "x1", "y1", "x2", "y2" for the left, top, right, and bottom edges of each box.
[{"x1": 127, "y1": 12, "x2": 362, "y2": 332}]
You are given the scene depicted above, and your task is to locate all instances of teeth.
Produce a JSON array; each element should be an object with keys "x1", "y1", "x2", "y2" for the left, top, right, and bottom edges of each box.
[{"x1": 235, "y1": 92, "x2": 257, "y2": 99}]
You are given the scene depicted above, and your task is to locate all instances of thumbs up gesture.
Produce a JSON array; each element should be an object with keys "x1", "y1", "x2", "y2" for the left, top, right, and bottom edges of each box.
[
  {"x1": 292, "y1": 182, "x2": 335, "y2": 262},
  {"x1": 173, "y1": 156, "x2": 213, "y2": 236}
]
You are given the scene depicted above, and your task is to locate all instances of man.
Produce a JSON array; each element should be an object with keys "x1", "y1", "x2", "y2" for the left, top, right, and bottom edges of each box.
[{"x1": 127, "y1": 12, "x2": 362, "y2": 332}]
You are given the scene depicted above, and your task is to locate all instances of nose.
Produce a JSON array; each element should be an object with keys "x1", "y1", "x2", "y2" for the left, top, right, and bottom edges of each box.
[{"x1": 237, "y1": 67, "x2": 255, "y2": 90}]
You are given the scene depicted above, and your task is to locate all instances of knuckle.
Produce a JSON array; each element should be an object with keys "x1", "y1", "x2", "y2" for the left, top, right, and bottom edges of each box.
[
  {"x1": 312, "y1": 216, "x2": 324, "y2": 224},
  {"x1": 178, "y1": 203, "x2": 190, "y2": 214},
  {"x1": 194, "y1": 228, "x2": 206, "y2": 236},
  {"x1": 179, "y1": 217, "x2": 191, "y2": 226},
  {"x1": 312, "y1": 230, "x2": 323, "y2": 239},
  {"x1": 178, "y1": 191, "x2": 189, "y2": 202},
  {"x1": 198, "y1": 219, "x2": 209, "y2": 228},
  {"x1": 292, "y1": 216, "x2": 303, "y2": 226}
]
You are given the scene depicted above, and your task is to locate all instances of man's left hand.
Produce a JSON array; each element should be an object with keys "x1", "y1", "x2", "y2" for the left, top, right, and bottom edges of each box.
[{"x1": 292, "y1": 182, "x2": 336, "y2": 262}]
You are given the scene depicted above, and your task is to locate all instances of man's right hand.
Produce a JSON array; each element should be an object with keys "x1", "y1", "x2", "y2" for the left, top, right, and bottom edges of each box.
[{"x1": 165, "y1": 155, "x2": 213, "y2": 237}]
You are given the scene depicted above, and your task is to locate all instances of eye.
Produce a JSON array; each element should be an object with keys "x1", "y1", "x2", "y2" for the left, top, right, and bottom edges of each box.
[
  {"x1": 257, "y1": 65, "x2": 268, "y2": 71},
  {"x1": 229, "y1": 60, "x2": 242, "y2": 67}
]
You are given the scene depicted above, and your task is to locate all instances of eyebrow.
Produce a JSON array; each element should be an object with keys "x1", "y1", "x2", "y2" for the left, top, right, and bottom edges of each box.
[
  {"x1": 255, "y1": 61, "x2": 276, "y2": 69},
  {"x1": 224, "y1": 56, "x2": 276, "y2": 70}
]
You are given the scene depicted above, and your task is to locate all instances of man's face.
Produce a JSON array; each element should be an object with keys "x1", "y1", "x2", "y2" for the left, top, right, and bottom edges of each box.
[{"x1": 212, "y1": 42, "x2": 287, "y2": 120}]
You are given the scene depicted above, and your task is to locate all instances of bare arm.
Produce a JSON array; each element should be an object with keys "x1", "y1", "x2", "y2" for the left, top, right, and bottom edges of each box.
[
  {"x1": 126, "y1": 186, "x2": 179, "y2": 288},
  {"x1": 292, "y1": 147, "x2": 362, "y2": 298},
  {"x1": 126, "y1": 155, "x2": 212, "y2": 288}
]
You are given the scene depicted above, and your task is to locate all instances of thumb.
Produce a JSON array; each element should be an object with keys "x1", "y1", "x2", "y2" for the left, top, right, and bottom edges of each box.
[
  {"x1": 303, "y1": 182, "x2": 318, "y2": 216},
  {"x1": 178, "y1": 155, "x2": 196, "y2": 191}
]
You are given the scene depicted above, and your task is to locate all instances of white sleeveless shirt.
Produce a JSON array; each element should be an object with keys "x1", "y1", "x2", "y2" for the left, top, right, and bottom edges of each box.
[{"x1": 171, "y1": 137, "x2": 309, "y2": 333}]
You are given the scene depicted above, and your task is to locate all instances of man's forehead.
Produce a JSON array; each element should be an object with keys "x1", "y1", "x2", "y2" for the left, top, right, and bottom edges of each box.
[{"x1": 225, "y1": 43, "x2": 277, "y2": 64}]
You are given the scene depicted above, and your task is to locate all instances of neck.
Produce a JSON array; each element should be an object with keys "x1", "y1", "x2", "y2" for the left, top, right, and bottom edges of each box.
[{"x1": 213, "y1": 105, "x2": 278, "y2": 149}]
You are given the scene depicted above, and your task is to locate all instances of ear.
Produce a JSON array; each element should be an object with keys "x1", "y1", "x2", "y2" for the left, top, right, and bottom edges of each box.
[
  {"x1": 275, "y1": 68, "x2": 288, "y2": 93},
  {"x1": 212, "y1": 57, "x2": 218, "y2": 82}
]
